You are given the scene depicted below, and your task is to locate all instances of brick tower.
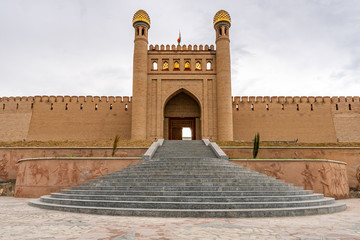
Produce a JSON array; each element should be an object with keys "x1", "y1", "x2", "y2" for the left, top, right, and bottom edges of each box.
[
  {"x1": 214, "y1": 10, "x2": 234, "y2": 141},
  {"x1": 131, "y1": 10, "x2": 150, "y2": 140}
]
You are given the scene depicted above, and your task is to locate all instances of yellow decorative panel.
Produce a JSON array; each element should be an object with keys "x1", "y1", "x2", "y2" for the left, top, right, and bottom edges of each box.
[
  {"x1": 196, "y1": 61, "x2": 201, "y2": 70},
  {"x1": 174, "y1": 61, "x2": 180, "y2": 69},
  {"x1": 163, "y1": 61, "x2": 169, "y2": 70}
]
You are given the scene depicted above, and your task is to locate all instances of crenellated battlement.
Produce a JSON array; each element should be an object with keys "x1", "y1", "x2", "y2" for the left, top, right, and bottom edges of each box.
[
  {"x1": 1, "y1": 96, "x2": 34, "y2": 102},
  {"x1": 232, "y1": 96, "x2": 360, "y2": 104},
  {"x1": 1, "y1": 96, "x2": 132, "y2": 103},
  {"x1": 0, "y1": 96, "x2": 132, "y2": 112},
  {"x1": 149, "y1": 44, "x2": 215, "y2": 51},
  {"x1": 34, "y1": 95, "x2": 132, "y2": 103},
  {"x1": 3, "y1": 95, "x2": 358, "y2": 104}
]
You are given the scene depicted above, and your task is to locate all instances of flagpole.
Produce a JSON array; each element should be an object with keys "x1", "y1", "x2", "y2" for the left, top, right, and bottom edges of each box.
[{"x1": 177, "y1": 30, "x2": 181, "y2": 45}]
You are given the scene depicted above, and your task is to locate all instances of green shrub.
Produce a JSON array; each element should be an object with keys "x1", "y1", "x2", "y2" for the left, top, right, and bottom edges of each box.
[
  {"x1": 253, "y1": 133, "x2": 260, "y2": 158},
  {"x1": 112, "y1": 135, "x2": 120, "y2": 157}
]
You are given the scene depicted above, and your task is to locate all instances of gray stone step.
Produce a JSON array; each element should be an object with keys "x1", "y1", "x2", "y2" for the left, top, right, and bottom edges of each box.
[
  {"x1": 90, "y1": 178, "x2": 281, "y2": 184},
  {"x1": 71, "y1": 186, "x2": 302, "y2": 191},
  {"x1": 86, "y1": 182, "x2": 292, "y2": 188},
  {"x1": 51, "y1": 193, "x2": 325, "y2": 202},
  {"x1": 152, "y1": 141, "x2": 217, "y2": 159},
  {"x1": 29, "y1": 199, "x2": 346, "y2": 218},
  {"x1": 39, "y1": 195, "x2": 335, "y2": 209},
  {"x1": 60, "y1": 189, "x2": 314, "y2": 196},
  {"x1": 100, "y1": 174, "x2": 268, "y2": 180}
]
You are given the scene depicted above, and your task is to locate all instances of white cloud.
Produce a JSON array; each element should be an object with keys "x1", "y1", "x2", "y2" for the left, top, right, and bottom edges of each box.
[{"x1": 0, "y1": 0, "x2": 359, "y2": 97}]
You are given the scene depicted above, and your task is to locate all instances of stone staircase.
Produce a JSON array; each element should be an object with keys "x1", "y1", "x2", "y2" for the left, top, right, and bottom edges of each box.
[{"x1": 29, "y1": 140, "x2": 346, "y2": 217}]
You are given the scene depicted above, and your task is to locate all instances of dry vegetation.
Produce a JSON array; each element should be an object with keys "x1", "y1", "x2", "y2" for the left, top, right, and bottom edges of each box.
[
  {"x1": 217, "y1": 141, "x2": 360, "y2": 147},
  {"x1": 0, "y1": 140, "x2": 153, "y2": 148}
]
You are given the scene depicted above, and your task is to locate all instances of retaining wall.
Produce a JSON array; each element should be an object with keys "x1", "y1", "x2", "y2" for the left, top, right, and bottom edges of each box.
[
  {"x1": 230, "y1": 159, "x2": 349, "y2": 199},
  {"x1": 15, "y1": 157, "x2": 142, "y2": 198},
  {"x1": 223, "y1": 147, "x2": 360, "y2": 189},
  {"x1": 0, "y1": 147, "x2": 147, "y2": 182}
]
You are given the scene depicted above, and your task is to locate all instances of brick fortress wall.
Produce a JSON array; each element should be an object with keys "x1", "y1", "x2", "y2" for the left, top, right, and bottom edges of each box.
[
  {"x1": 1, "y1": 95, "x2": 359, "y2": 142},
  {"x1": 0, "y1": 96, "x2": 132, "y2": 141},
  {"x1": 232, "y1": 96, "x2": 360, "y2": 143}
]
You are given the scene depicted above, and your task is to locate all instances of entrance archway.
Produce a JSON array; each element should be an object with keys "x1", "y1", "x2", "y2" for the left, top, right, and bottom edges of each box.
[{"x1": 164, "y1": 91, "x2": 201, "y2": 140}]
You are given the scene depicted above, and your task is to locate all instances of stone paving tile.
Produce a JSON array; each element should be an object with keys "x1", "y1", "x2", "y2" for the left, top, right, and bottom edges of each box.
[{"x1": 0, "y1": 197, "x2": 359, "y2": 240}]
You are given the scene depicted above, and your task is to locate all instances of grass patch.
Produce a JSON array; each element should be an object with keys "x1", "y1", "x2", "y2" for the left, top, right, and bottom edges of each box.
[{"x1": 0, "y1": 140, "x2": 153, "y2": 148}]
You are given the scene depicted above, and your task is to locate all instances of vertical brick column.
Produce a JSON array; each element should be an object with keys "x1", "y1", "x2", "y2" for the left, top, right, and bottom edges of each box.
[
  {"x1": 215, "y1": 23, "x2": 233, "y2": 141},
  {"x1": 131, "y1": 24, "x2": 149, "y2": 140}
]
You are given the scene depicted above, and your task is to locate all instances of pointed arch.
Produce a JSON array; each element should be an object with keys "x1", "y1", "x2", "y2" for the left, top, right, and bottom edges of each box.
[{"x1": 163, "y1": 88, "x2": 202, "y2": 112}]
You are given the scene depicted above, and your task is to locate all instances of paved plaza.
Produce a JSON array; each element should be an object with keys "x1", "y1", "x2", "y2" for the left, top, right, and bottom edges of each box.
[{"x1": 0, "y1": 197, "x2": 359, "y2": 240}]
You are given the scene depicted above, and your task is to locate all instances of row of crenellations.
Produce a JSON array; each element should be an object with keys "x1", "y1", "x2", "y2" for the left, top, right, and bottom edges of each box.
[
  {"x1": 2, "y1": 96, "x2": 359, "y2": 103},
  {"x1": 0, "y1": 96, "x2": 132, "y2": 103},
  {"x1": 233, "y1": 96, "x2": 360, "y2": 103},
  {"x1": 149, "y1": 44, "x2": 215, "y2": 51}
]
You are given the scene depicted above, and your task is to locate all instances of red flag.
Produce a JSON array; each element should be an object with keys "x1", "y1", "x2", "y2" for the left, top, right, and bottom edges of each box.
[{"x1": 177, "y1": 32, "x2": 181, "y2": 45}]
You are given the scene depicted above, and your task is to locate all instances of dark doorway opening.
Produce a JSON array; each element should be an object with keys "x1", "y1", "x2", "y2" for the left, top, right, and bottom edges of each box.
[{"x1": 168, "y1": 117, "x2": 196, "y2": 140}]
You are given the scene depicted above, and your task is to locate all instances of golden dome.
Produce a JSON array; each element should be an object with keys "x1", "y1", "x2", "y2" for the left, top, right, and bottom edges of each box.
[
  {"x1": 213, "y1": 10, "x2": 231, "y2": 28},
  {"x1": 132, "y1": 10, "x2": 151, "y2": 28}
]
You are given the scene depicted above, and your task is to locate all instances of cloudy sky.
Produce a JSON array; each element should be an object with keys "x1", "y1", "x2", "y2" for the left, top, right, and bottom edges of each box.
[{"x1": 0, "y1": 0, "x2": 359, "y2": 97}]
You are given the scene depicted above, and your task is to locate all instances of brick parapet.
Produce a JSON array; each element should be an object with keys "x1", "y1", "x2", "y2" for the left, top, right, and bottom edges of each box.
[
  {"x1": 232, "y1": 96, "x2": 360, "y2": 103},
  {"x1": 149, "y1": 44, "x2": 215, "y2": 52}
]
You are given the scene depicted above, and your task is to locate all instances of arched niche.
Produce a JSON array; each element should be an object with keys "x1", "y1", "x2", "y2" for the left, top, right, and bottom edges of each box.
[{"x1": 163, "y1": 90, "x2": 201, "y2": 140}]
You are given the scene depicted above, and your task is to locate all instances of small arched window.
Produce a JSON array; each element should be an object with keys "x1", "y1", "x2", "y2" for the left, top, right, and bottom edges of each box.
[
  {"x1": 251, "y1": 104, "x2": 254, "y2": 111},
  {"x1": 80, "y1": 103, "x2": 83, "y2": 110},
  {"x1": 185, "y1": 61, "x2": 191, "y2": 70},
  {"x1": 206, "y1": 61, "x2": 212, "y2": 70},
  {"x1": 110, "y1": 104, "x2": 113, "y2": 110},
  {"x1": 152, "y1": 61, "x2": 157, "y2": 70},
  {"x1": 236, "y1": 104, "x2": 239, "y2": 111},
  {"x1": 125, "y1": 104, "x2": 128, "y2": 111},
  {"x1": 65, "y1": 103, "x2": 68, "y2": 110},
  {"x1": 95, "y1": 104, "x2": 98, "y2": 110}
]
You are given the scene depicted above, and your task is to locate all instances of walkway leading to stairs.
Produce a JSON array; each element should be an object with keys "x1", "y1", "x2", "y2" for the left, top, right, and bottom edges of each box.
[{"x1": 29, "y1": 140, "x2": 346, "y2": 217}]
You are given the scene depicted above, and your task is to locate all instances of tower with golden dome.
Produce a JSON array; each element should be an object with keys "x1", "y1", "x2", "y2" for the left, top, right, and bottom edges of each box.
[
  {"x1": 213, "y1": 10, "x2": 233, "y2": 141},
  {"x1": 131, "y1": 10, "x2": 151, "y2": 140}
]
